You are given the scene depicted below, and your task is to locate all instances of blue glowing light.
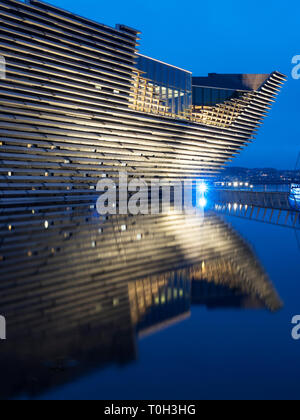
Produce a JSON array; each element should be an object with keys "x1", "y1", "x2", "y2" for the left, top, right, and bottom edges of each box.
[
  {"x1": 289, "y1": 184, "x2": 300, "y2": 210},
  {"x1": 198, "y1": 182, "x2": 208, "y2": 194},
  {"x1": 198, "y1": 198, "x2": 207, "y2": 208}
]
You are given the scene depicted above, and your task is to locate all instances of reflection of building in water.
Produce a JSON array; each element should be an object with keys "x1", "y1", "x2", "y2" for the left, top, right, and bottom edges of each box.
[
  {"x1": 190, "y1": 259, "x2": 276, "y2": 310},
  {"x1": 129, "y1": 273, "x2": 191, "y2": 338},
  {"x1": 0, "y1": 204, "x2": 282, "y2": 398}
]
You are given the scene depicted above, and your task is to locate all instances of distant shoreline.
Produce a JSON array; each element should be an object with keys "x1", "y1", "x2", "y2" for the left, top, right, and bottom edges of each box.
[{"x1": 216, "y1": 167, "x2": 300, "y2": 184}]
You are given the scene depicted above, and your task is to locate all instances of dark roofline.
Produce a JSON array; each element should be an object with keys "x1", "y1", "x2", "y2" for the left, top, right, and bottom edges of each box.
[
  {"x1": 192, "y1": 73, "x2": 271, "y2": 91},
  {"x1": 27, "y1": 0, "x2": 140, "y2": 39}
]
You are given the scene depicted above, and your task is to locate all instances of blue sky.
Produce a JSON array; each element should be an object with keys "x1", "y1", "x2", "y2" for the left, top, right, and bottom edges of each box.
[{"x1": 48, "y1": 0, "x2": 300, "y2": 169}]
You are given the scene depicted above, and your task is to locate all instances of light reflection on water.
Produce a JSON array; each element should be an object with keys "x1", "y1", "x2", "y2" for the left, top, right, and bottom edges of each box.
[{"x1": 0, "y1": 199, "x2": 300, "y2": 400}]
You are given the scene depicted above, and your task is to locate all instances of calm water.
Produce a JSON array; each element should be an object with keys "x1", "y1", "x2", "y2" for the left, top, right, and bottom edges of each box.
[{"x1": 0, "y1": 200, "x2": 300, "y2": 400}]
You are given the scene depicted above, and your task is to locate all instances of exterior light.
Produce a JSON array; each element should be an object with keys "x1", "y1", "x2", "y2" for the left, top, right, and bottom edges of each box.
[
  {"x1": 199, "y1": 197, "x2": 207, "y2": 208},
  {"x1": 198, "y1": 182, "x2": 208, "y2": 194}
]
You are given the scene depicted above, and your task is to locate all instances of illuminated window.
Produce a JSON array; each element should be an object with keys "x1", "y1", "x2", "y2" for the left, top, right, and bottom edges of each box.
[{"x1": 135, "y1": 55, "x2": 192, "y2": 117}]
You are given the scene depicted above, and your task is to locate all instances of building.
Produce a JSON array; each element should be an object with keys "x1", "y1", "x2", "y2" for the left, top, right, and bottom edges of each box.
[{"x1": 0, "y1": 0, "x2": 286, "y2": 209}]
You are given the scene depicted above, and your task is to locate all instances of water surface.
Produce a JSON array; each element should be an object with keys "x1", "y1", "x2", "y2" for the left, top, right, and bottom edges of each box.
[{"x1": 0, "y1": 203, "x2": 299, "y2": 400}]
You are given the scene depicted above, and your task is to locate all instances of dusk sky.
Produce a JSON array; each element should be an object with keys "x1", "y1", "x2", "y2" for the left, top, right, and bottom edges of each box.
[{"x1": 49, "y1": 0, "x2": 300, "y2": 169}]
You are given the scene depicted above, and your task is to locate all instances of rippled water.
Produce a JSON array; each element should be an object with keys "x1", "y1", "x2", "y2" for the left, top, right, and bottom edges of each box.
[{"x1": 0, "y1": 200, "x2": 300, "y2": 400}]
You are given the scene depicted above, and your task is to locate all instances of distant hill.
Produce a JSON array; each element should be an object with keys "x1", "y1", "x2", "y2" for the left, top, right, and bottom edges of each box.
[{"x1": 216, "y1": 167, "x2": 300, "y2": 184}]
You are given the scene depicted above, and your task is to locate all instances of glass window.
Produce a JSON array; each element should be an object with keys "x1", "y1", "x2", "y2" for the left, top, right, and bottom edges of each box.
[
  {"x1": 203, "y1": 88, "x2": 211, "y2": 106},
  {"x1": 161, "y1": 86, "x2": 167, "y2": 101},
  {"x1": 157, "y1": 63, "x2": 163, "y2": 85},
  {"x1": 211, "y1": 89, "x2": 220, "y2": 105},
  {"x1": 135, "y1": 55, "x2": 192, "y2": 115},
  {"x1": 180, "y1": 72, "x2": 185, "y2": 90},
  {"x1": 187, "y1": 74, "x2": 192, "y2": 91},
  {"x1": 175, "y1": 69, "x2": 180, "y2": 89},
  {"x1": 162, "y1": 65, "x2": 168, "y2": 86}
]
